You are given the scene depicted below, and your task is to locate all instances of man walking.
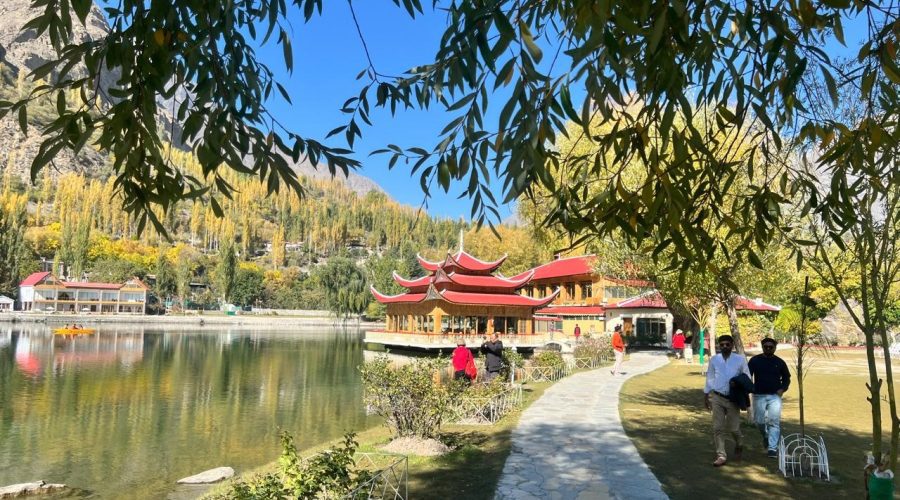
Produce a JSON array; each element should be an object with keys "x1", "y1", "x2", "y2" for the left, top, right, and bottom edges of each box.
[
  {"x1": 749, "y1": 338, "x2": 791, "y2": 458},
  {"x1": 574, "y1": 324, "x2": 581, "y2": 343},
  {"x1": 481, "y1": 333, "x2": 504, "y2": 382},
  {"x1": 611, "y1": 324, "x2": 625, "y2": 375},
  {"x1": 704, "y1": 334, "x2": 751, "y2": 467}
]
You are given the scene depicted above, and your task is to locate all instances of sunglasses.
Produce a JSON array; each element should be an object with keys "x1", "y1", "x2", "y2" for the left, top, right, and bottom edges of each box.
[{"x1": 718, "y1": 343, "x2": 733, "y2": 348}]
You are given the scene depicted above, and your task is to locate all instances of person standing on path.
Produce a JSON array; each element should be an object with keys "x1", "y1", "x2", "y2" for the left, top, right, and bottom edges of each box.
[
  {"x1": 749, "y1": 337, "x2": 791, "y2": 458},
  {"x1": 481, "y1": 333, "x2": 504, "y2": 382},
  {"x1": 672, "y1": 329, "x2": 686, "y2": 359},
  {"x1": 452, "y1": 340, "x2": 474, "y2": 381},
  {"x1": 611, "y1": 324, "x2": 625, "y2": 375},
  {"x1": 574, "y1": 324, "x2": 581, "y2": 343},
  {"x1": 704, "y1": 334, "x2": 751, "y2": 467}
]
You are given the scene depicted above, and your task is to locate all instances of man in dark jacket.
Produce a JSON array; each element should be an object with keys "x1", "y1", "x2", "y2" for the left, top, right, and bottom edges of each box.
[
  {"x1": 749, "y1": 338, "x2": 791, "y2": 458},
  {"x1": 481, "y1": 333, "x2": 504, "y2": 381}
]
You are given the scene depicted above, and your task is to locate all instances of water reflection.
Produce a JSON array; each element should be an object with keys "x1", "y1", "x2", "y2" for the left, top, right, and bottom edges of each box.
[{"x1": 0, "y1": 325, "x2": 374, "y2": 498}]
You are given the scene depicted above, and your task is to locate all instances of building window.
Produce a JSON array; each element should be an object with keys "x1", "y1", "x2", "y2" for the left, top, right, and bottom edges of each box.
[
  {"x1": 493, "y1": 317, "x2": 519, "y2": 334},
  {"x1": 565, "y1": 283, "x2": 575, "y2": 299},
  {"x1": 605, "y1": 285, "x2": 638, "y2": 299},
  {"x1": 581, "y1": 282, "x2": 593, "y2": 298}
]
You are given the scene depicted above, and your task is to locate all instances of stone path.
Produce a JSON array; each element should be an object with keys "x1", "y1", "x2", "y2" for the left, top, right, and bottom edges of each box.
[{"x1": 495, "y1": 352, "x2": 670, "y2": 500}]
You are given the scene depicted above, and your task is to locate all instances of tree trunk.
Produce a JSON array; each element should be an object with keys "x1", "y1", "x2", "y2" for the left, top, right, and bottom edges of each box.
[
  {"x1": 865, "y1": 326, "x2": 884, "y2": 463},
  {"x1": 878, "y1": 323, "x2": 899, "y2": 470},
  {"x1": 725, "y1": 300, "x2": 744, "y2": 354}
]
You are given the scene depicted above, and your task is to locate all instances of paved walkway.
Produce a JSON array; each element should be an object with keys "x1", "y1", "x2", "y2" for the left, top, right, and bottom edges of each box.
[{"x1": 495, "y1": 352, "x2": 670, "y2": 500}]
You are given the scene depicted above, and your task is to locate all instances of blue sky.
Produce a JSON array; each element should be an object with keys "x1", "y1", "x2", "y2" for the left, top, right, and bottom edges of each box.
[{"x1": 254, "y1": 3, "x2": 515, "y2": 222}]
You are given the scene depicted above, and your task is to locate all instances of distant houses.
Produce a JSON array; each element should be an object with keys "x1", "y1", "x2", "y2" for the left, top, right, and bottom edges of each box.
[
  {"x1": 0, "y1": 295, "x2": 13, "y2": 312},
  {"x1": 18, "y1": 272, "x2": 148, "y2": 314}
]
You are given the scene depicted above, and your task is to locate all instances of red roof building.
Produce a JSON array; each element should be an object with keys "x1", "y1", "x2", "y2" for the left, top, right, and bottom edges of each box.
[
  {"x1": 372, "y1": 249, "x2": 557, "y2": 335},
  {"x1": 18, "y1": 272, "x2": 148, "y2": 314}
]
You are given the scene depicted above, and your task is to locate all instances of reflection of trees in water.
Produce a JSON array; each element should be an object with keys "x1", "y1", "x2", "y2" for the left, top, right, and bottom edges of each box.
[{"x1": 0, "y1": 326, "x2": 372, "y2": 499}]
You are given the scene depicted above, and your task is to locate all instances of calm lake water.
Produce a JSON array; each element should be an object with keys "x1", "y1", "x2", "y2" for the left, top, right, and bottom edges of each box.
[{"x1": 0, "y1": 325, "x2": 376, "y2": 498}]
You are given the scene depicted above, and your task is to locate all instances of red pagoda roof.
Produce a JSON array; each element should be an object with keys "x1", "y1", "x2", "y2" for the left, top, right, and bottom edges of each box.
[
  {"x1": 392, "y1": 272, "x2": 431, "y2": 290},
  {"x1": 439, "y1": 288, "x2": 558, "y2": 307},
  {"x1": 371, "y1": 285, "x2": 558, "y2": 307},
  {"x1": 417, "y1": 251, "x2": 507, "y2": 273},
  {"x1": 535, "y1": 305, "x2": 606, "y2": 316},
  {"x1": 514, "y1": 255, "x2": 596, "y2": 281},
  {"x1": 370, "y1": 287, "x2": 428, "y2": 304},
  {"x1": 444, "y1": 270, "x2": 534, "y2": 289},
  {"x1": 20, "y1": 271, "x2": 51, "y2": 286}
]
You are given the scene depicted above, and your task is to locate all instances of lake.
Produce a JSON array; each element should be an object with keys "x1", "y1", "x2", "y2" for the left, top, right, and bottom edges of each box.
[{"x1": 0, "y1": 325, "x2": 376, "y2": 498}]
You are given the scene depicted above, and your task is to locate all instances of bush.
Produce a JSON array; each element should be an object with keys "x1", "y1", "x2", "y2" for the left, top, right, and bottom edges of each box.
[
  {"x1": 214, "y1": 432, "x2": 370, "y2": 499},
  {"x1": 532, "y1": 351, "x2": 565, "y2": 371},
  {"x1": 500, "y1": 347, "x2": 524, "y2": 380},
  {"x1": 573, "y1": 336, "x2": 613, "y2": 361},
  {"x1": 359, "y1": 355, "x2": 463, "y2": 439}
]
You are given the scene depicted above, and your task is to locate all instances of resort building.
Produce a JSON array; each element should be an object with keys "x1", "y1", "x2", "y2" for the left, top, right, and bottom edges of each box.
[
  {"x1": 18, "y1": 272, "x2": 148, "y2": 314},
  {"x1": 367, "y1": 251, "x2": 781, "y2": 351},
  {"x1": 371, "y1": 250, "x2": 558, "y2": 336},
  {"x1": 515, "y1": 255, "x2": 654, "y2": 336}
]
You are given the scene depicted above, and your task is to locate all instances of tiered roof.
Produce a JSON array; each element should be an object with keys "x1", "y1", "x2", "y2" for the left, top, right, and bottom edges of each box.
[
  {"x1": 417, "y1": 251, "x2": 507, "y2": 274},
  {"x1": 372, "y1": 250, "x2": 557, "y2": 307}
]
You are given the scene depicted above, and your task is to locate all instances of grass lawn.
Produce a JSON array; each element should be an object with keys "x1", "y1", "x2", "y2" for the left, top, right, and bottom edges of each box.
[
  {"x1": 202, "y1": 379, "x2": 555, "y2": 499},
  {"x1": 620, "y1": 351, "x2": 891, "y2": 499}
]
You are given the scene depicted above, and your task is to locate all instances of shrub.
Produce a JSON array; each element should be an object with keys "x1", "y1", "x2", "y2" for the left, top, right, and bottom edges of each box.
[
  {"x1": 500, "y1": 347, "x2": 524, "y2": 380},
  {"x1": 359, "y1": 355, "x2": 463, "y2": 439},
  {"x1": 573, "y1": 336, "x2": 613, "y2": 361},
  {"x1": 532, "y1": 351, "x2": 565, "y2": 371},
  {"x1": 215, "y1": 432, "x2": 370, "y2": 499}
]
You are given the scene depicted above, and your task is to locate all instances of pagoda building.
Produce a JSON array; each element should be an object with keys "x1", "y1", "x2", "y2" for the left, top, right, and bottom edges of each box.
[{"x1": 371, "y1": 250, "x2": 559, "y2": 335}]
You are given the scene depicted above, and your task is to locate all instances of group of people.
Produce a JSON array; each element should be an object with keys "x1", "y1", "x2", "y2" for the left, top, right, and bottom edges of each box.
[
  {"x1": 63, "y1": 324, "x2": 85, "y2": 329},
  {"x1": 451, "y1": 333, "x2": 505, "y2": 382},
  {"x1": 704, "y1": 335, "x2": 791, "y2": 466}
]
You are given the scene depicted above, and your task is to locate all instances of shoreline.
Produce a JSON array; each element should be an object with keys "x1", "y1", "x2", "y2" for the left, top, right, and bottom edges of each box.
[{"x1": 0, "y1": 312, "x2": 384, "y2": 329}]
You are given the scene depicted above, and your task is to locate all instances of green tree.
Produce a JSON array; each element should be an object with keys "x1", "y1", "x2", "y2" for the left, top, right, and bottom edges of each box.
[
  {"x1": 154, "y1": 248, "x2": 177, "y2": 301},
  {"x1": 0, "y1": 194, "x2": 28, "y2": 296},
  {"x1": 215, "y1": 241, "x2": 237, "y2": 304},
  {"x1": 89, "y1": 258, "x2": 146, "y2": 283},
  {"x1": 174, "y1": 245, "x2": 198, "y2": 309},
  {"x1": 314, "y1": 256, "x2": 369, "y2": 319},
  {"x1": 232, "y1": 266, "x2": 265, "y2": 307},
  {"x1": 14, "y1": 1, "x2": 897, "y2": 262}
]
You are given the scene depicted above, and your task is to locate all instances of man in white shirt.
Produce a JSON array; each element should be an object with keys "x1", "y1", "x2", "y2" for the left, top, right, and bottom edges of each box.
[{"x1": 703, "y1": 334, "x2": 751, "y2": 467}]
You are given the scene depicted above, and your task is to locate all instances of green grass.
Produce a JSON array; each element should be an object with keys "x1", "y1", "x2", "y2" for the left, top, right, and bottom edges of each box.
[
  {"x1": 620, "y1": 352, "x2": 891, "y2": 499},
  {"x1": 202, "y1": 379, "x2": 555, "y2": 499}
]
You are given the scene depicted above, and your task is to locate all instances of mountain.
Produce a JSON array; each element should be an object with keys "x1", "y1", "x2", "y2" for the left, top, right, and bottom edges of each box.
[{"x1": 0, "y1": 0, "x2": 383, "y2": 196}]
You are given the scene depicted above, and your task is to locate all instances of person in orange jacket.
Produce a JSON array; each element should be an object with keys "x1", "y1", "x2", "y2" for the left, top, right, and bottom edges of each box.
[{"x1": 611, "y1": 324, "x2": 626, "y2": 376}]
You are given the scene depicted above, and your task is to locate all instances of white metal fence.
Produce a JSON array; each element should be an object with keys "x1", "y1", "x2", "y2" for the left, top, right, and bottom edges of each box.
[
  {"x1": 345, "y1": 453, "x2": 408, "y2": 499},
  {"x1": 449, "y1": 384, "x2": 524, "y2": 424}
]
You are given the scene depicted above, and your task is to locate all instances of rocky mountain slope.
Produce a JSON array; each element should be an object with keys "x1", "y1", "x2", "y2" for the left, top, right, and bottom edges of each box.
[{"x1": 0, "y1": 0, "x2": 382, "y2": 196}]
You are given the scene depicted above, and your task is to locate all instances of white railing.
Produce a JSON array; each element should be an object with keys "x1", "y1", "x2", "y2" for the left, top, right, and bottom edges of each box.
[
  {"x1": 345, "y1": 453, "x2": 408, "y2": 500},
  {"x1": 449, "y1": 384, "x2": 523, "y2": 424}
]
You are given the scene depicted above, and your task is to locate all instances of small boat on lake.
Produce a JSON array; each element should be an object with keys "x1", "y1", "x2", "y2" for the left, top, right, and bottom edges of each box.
[{"x1": 53, "y1": 327, "x2": 96, "y2": 335}]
